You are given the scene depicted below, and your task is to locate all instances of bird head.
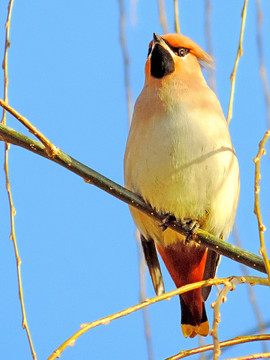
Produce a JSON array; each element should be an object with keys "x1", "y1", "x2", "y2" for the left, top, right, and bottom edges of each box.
[{"x1": 145, "y1": 33, "x2": 214, "y2": 82}]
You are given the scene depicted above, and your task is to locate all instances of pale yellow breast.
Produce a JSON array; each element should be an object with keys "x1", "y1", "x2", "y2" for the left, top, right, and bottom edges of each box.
[{"x1": 124, "y1": 82, "x2": 239, "y2": 245}]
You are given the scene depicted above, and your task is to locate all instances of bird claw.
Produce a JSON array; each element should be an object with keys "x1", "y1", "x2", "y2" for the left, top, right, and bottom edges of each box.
[
  {"x1": 182, "y1": 219, "x2": 200, "y2": 244},
  {"x1": 159, "y1": 214, "x2": 177, "y2": 231},
  {"x1": 160, "y1": 215, "x2": 200, "y2": 243}
]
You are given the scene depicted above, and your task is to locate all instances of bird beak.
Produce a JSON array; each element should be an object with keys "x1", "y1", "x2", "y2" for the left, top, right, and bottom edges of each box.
[
  {"x1": 152, "y1": 33, "x2": 170, "y2": 54},
  {"x1": 153, "y1": 33, "x2": 165, "y2": 46},
  {"x1": 150, "y1": 33, "x2": 175, "y2": 78}
]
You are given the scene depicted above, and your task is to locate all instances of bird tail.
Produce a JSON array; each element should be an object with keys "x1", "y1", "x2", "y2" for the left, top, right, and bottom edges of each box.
[
  {"x1": 180, "y1": 294, "x2": 209, "y2": 338},
  {"x1": 156, "y1": 242, "x2": 210, "y2": 338}
]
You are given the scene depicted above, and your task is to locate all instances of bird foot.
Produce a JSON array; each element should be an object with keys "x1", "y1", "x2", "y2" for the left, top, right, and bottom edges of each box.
[
  {"x1": 160, "y1": 215, "x2": 200, "y2": 243},
  {"x1": 159, "y1": 214, "x2": 177, "y2": 231},
  {"x1": 182, "y1": 219, "x2": 200, "y2": 244}
]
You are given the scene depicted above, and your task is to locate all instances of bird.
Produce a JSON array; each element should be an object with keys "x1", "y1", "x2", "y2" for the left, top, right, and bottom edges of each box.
[{"x1": 124, "y1": 33, "x2": 240, "y2": 338}]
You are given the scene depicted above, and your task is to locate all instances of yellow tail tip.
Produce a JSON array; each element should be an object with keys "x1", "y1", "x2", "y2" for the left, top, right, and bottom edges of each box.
[{"x1": 182, "y1": 321, "x2": 209, "y2": 338}]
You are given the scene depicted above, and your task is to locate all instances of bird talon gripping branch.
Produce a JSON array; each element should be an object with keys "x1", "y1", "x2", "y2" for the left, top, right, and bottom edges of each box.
[
  {"x1": 124, "y1": 33, "x2": 239, "y2": 338},
  {"x1": 183, "y1": 219, "x2": 200, "y2": 244},
  {"x1": 159, "y1": 213, "x2": 177, "y2": 231}
]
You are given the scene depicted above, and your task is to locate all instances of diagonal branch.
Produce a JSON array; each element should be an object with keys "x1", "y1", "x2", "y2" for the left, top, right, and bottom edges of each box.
[
  {"x1": 47, "y1": 276, "x2": 269, "y2": 360},
  {"x1": 166, "y1": 333, "x2": 270, "y2": 360},
  {"x1": 0, "y1": 115, "x2": 269, "y2": 275},
  {"x1": 0, "y1": 98, "x2": 58, "y2": 157}
]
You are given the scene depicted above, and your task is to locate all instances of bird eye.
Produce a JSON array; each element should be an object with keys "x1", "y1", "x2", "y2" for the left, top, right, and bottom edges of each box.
[{"x1": 176, "y1": 47, "x2": 189, "y2": 57}]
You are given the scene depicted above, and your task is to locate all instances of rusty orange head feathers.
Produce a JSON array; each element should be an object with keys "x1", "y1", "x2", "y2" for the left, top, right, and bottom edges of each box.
[{"x1": 159, "y1": 33, "x2": 214, "y2": 67}]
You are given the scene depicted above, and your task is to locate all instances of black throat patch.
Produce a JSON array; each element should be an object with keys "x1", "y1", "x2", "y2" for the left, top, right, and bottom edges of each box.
[{"x1": 150, "y1": 44, "x2": 175, "y2": 79}]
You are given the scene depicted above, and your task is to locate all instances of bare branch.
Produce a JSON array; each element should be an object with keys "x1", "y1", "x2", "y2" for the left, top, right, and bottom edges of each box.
[
  {"x1": 157, "y1": 0, "x2": 169, "y2": 34},
  {"x1": 166, "y1": 334, "x2": 270, "y2": 360},
  {"x1": 210, "y1": 277, "x2": 242, "y2": 359},
  {"x1": 118, "y1": 0, "x2": 133, "y2": 124},
  {"x1": 233, "y1": 225, "x2": 268, "y2": 353},
  {"x1": 204, "y1": 0, "x2": 216, "y2": 92},
  {"x1": 254, "y1": 130, "x2": 270, "y2": 280},
  {"x1": 174, "y1": 0, "x2": 180, "y2": 33},
  {"x1": 47, "y1": 276, "x2": 269, "y2": 360},
  {"x1": 118, "y1": 6, "x2": 154, "y2": 354},
  {"x1": 256, "y1": 0, "x2": 270, "y2": 128},
  {"x1": 1, "y1": 2, "x2": 36, "y2": 359},
  {"x1": 0, "y1": 115, "x2": 269, "y2": 275},
  {"x1": 136, "y1": 230, "x2": 154, "y2": 360},
  {"x1": 227, "y1": 0, "x2": 248, "y2": 124},
  {"x1": 0, "y1": 98, "x2": 58, "y2": 157},
  {"x1": 225, "y1": 352, "x2": 270, "y2": 360}
]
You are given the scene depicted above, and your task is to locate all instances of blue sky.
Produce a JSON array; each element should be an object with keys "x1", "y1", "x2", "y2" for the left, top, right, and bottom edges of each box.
[{"x1": 1, "y1": 1, "x2": 270, "y2": 359}]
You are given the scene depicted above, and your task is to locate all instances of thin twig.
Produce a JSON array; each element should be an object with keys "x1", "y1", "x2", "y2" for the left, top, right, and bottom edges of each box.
[
  {"x1": 241, "y1": 321, "x2": 270, "y2": 337},
  {"x1": 225, "y1": 353, "x2": 270, "y2": 360},
  {"x1": 0, "y1": 99, "x2": 58, "y2": 157},
  {"x1": 205, "y1": 320, "x2": 270, "y2": 360},
  {"x1": 166, "y1": 334, "x2": 270, "y2": 360},
  {"x1": 136, "y1": 230, "x2": 154, "y2": 360},
  {"x1": 253, "y1": 130, "x2": 270, "y2": 281},
  {"x1": 130, "y1": 0, "x2": 138, "y2": 26},
  {"x1": 210, "y1": 277, "x2": 241, "y2": 360},
  {"x1": 0, "y1": 117, "x2": 269, "y2": 274},
  {"x1": 118, "y1": 0, "x2": 133, "y2": 124},
  {"x1": 198, "y1": 336, "x2": 206, "y2": 360},
  {"x1": 233, "y1": 225, "x2": 268, "y2": 353},
  {"x1": 1, "y1": 1, "x2": 36, "y2": 359},
  {"x1": 227, "y1": 0, "x2": 248, "y2": 124},
  {"x1": 47, "y1": 276, "x2": 269, "y2": 360},
  {"x1": 118, "y1": 5, "x2": 153, "y2": 356},
  {"x1": 256, "y1": 0, "x2": 270, "y2": 128},
  {"x1": 204, "y1": 0, "x2": 216, "y2": 92},
  {"x1": 157, "y1": 0, "x2": 169, "y2": 34},
  {"x1": 174, "y1": 0, "x2": 180, "y2": 33}
]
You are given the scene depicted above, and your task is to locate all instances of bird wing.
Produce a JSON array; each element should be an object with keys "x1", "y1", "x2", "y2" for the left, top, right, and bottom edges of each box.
[
  {"x1": 201, "y1": 249, "x2": 220, "y2": 301},
  {"x1": 141, "y1": 234, "x2": 165, "y2": 296}
]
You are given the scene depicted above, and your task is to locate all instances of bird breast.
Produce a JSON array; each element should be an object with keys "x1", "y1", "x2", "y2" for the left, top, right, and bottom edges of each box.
[{"x1": 124, "y1": 84, "x2": 240, "y2": 242}]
